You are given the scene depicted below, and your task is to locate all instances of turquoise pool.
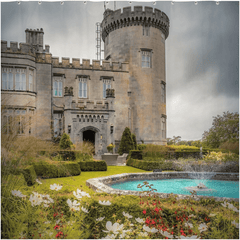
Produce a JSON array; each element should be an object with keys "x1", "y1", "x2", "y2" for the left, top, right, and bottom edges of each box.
[{"x1": 110, "y1": 179, "x2": 239, "y2": 198}]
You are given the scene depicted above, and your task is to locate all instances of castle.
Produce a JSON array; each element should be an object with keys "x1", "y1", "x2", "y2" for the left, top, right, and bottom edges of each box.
[{"x1": 1, "y1": 6, "x2": 169, "y2": 155}]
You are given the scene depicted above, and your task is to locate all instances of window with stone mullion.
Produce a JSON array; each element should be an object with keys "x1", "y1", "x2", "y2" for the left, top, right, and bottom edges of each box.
[
  {"x1": 79, "y1": 78, "x2": 87, "y2": 98},
  {"x1": 16, "y1": 70, "x2": 26, "y2": 91},
  {"x1": 1, "y1": 69, "x2": 13, "y2": 90}
]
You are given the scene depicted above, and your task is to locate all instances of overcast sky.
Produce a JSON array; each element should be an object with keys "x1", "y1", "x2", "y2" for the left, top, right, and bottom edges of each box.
[{"x1": 1, "y1": 0, "x2": 239, "y2": 141}]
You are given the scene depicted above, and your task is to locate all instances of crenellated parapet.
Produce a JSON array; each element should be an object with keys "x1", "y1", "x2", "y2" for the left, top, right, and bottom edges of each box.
[
  {"x1": 51, "y1": 57, "x2": 129, "y2": 72},
  {"x1": 101, "y1": 6, "x2": 170, "y2": 42},
  {"x1": 1, "y1": 40, "x2": 50, "y2": 56}
]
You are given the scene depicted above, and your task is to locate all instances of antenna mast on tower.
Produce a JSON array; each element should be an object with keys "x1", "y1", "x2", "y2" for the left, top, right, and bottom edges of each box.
[{"x1": 95, "y1": 22, "x2": 102, "y2": 61}]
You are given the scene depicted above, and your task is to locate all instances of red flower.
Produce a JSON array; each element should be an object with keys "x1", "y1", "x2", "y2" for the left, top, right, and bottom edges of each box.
[
  {"x1": 173, "y1": 201, "x2": 176, "y2": 204},
  {"x1": 54, "y1": 225, "x2": 60, "y2": 230},
  {"x1": 171, "y1": 231, "x2": 174, "y2": 235},
  {"x1": 154, "y1": 207, "x2": 159, "y2": 213},
  {"x1": 143, "y1": 210, "x2": 147, "y2": 215},
  {"x1": 151, "y1": 219, "x2": 156, "y2": 225}
]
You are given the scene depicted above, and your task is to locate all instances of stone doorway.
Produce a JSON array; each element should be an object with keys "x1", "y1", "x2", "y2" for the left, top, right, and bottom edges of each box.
[{"x1": 83, "y1": 130, "x2": 95, "y2": 154}]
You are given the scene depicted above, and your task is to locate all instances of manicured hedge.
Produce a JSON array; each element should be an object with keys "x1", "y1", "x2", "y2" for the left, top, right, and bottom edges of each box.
[
  {"x1": 129, "y1": 150, "x2": 143, "y2": 160},
  {"x1": 78, "y1": 160, "x2": 107, "y2": 171},
  {"x1": 126, "y1": 158, "x2": 174, "y2": 171},
  {"x1": 33, "y1": 161, "x2": 81, "y2": 178},
  {"x1": 21, "y1": 165, "x2": 37, "y2": 186}
]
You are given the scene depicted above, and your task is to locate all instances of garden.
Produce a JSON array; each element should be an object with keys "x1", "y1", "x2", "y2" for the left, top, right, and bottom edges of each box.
[{"x1": 1, "y1": 126, "x2": 239, "y2": 239}]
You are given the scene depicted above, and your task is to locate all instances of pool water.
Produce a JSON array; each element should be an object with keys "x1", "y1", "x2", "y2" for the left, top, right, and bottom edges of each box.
[{"x1": 110, "y1": 179, "x2": 239, "y2": 198}]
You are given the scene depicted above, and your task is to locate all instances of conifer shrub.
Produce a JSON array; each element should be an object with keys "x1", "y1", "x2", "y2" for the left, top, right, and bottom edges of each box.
[
  {"x1": 78, "y1": 160, "x2": 107, "y2": 171},
  {"x1": 118, "y1": 127, "x2": 134, "y2": 155},
  {"x1": 59, "y1": 133, "x2": 75, "y2": 160},
  {"x1": 132, "y1": 133, "x2": 137, "y2": 150}
]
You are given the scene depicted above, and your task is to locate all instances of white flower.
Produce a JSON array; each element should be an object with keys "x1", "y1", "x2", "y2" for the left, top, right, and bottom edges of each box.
[
  {"x1": 29, "y1": 194, "x2": 42, "y2": 206},
  {"x1": 160, "y1": 230, "x2": 174, "y2": 239},
  {"x1": 135, "y1": 217, "x2": 145, "y2": 223},
  {"x1": 56, "y1": 219, "x2": 61, "y2": 224},
  {"x1": 99, "y1": 200, "x2": 111, "y2": 206},
  {"x1": 184, "y1": 222, "x2": 193, "y2": 228},
  {"x1": 67, "y1": 199, "x2": 80, "y2": 211},
  {"x1": 119, "y1": 232, "x2": 126, "y2": 239},
  {"x1": 188, "y1": 214, "x2": 196, "y2": 218},
  {"x1": 103, "y1": 221, "x2": 124, "y2": 234},
  {"x1": 73, "y1": 189, "x2": 90, "y2": 199},
  {"x1": 209, "y1": 213, "x2": 217, "y2": 217},
  {"x1": 43, "y1": 204, "x2": 49, "y2": 208},
  {"x1": 198, "y1": 223, "x2": 208, "y2": 232},
  {"x1": 221, "y1": 202, "x2": 228, "y2": 208},
  {"x1": 36, "y1": 179, "x2": 42, "y2": 184},
  {"x1": 231, "y1": 220, "x2": 239, "y2": 228},
  {"x1": 180, "y1": 235, "x2": 199, "y2": 239},
  {"x1": 81, "y1": 206, "x2": 89, "y2": 213},
  {"x1": 123, "y1": 211, "x2": 133, "y2": 218},
  {"x1": 139, "y1": 232, "x2": 148, "y2": 237},
  {"x1": 44, "y1": 221, "x2": 51, "y2": 224},
  {"x1": 42, "y1": 194, "x2": 54, "y2": 203},
  {"x1": 227, "y1": 203, "x2": 239, "y2": 212},
  {"x1": 11, "y1": 190, "x2": 26, "y2": 198},
  {"x1": 96, "y1": 216, "x2": 105, "y2": 222},
  {"x1": 32, "y1": 192, "x2": 43, "y2": 201},
  {"x1": 50, "y1": 183, "x2": 62, "y2": 191},
  {"x1": 102, "y1": 234, "x2": 116, "y2": 239},
  {"x1": 143, "y1": 225, "x2": 158, "y2": 233}
]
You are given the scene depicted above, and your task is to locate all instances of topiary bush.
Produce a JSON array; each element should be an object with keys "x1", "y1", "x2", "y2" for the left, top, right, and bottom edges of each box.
[
  {"x1": 78, "y1": 160, "x2": 107, "y2": 171},
  {"x1": 126, "y1": 158, "x2": 173, "y2": 171},
  {"x1": 118, "y1": 127, "x2": 134, "y2": 155},
  {"x1": 132, "y1": 133, "x2": 137, "y2": 150},
  {"x1": 21, "y1": 165, "x2": 37, "y2": 186},
  {"x1": 59, "y1": 133, "x2": 75, "y2": 160},
  {"x1": 129, "y1": 150, "x2": 143, "y2": 160},
  {"x1": 32, "y1": 161, "x2": 81, "y2": 178}
]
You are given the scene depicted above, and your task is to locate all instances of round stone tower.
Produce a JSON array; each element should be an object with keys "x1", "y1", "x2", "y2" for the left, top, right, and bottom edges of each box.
[{"x1": 101, "y1": 6, "x2": 170, "y2": 145}]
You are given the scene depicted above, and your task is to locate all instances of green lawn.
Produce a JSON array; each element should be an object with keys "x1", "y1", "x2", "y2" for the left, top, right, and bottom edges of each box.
[{"x1": 22, "y1": 166, "x2": 151, "y2": 196}]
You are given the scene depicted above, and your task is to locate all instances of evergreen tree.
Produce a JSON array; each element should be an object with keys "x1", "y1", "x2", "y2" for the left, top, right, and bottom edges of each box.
[
  {"x1": 59, "y1": 133, "x2": 72, "y2": 149},
  {"x1": 118, "y1": 127, "x2": 134, "y2": 155},
  {"x1": 132, "y1": 133, "x2": 137, "y2": 150}
]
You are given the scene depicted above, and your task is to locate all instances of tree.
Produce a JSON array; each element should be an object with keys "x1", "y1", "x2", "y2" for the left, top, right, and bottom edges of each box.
[
  {"x1": 59, "y1": 133, "x2": 72, "y2": 149},
  {"x1": 202, "y1": 112, "x2": 239, "y2": 148},
  {"x1": 118, "y1": 127, "x2": 134, "y2": 155},
  {"x1": 132, "y1": 133, "x2": 137, "y2": 150}
]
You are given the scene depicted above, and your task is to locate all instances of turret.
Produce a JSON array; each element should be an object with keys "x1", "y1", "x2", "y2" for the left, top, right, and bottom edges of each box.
[{"x1": 101, "y1": 6, "x2": 169, "y2": 145}]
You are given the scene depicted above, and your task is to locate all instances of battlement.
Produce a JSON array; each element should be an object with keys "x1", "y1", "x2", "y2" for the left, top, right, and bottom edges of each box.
[
  {"x1": 51, "y1": 57, "x2": 129, "y2": 72},
  {"x1": 71, "y1": 99, "x2": 110, "y2": 111},
  {"x1": 101, "y1": 6, "x2": 170, "y2": 42},
  {"x1": 1, "y1": 40, "x2": 49, "y2": 55}
]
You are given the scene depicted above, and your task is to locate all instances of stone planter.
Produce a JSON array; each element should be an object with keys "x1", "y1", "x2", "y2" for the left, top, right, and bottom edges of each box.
[{"x1": 102, "y1": 153, "x2": 119, "y2": 166}]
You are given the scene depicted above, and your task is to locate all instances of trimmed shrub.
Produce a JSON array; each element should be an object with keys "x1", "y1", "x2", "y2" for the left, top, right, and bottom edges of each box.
[
  {"x1": 21, "y1": 165, "x2": 37, "y2": 185},
  {"x1": 32, "y1": 161, "x2": 81, "y2": 178},
  {"x1": 75, "y1": 152, "x2": 93, "y2": 161},
  {"x1": 129, "y1": 150, "x2": 143, "y2": 160},
  {"x1": 132, "y1": 133, "x2": 137, "y2": 150},
  {"x1": 78, "y1": 160, "x2": 107, "y2": 171},
  {"x1": 126, "y1": 158, "x2": 173, "y2": 171},
  {"x1": 59, "y1": 133, "x2": 73, "y2": 149},
  {"x1": 118, "y1": 127, "x2": 134, "y2": 155},
  {"x1": 59, "y1": 150, "x2": 76, "y2": 161},
  {"x1": 137, "y1": 144, "x2": 147, "y2": 151}
]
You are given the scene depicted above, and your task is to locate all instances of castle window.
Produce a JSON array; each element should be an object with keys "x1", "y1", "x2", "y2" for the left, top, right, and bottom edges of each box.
[
  {"x1": 1, "y1": 68, "x2": 13, "y2": 90},
  {"x1": 143, "y1": 26, "x2": 150, "y2": 36},
  {"x1": 103, "y1": 79, "x2": 111, "y2": 98},
  {"x1": 15, "y1": 69, "x2": 26, "y2": 91},
  {"x1": 141, "y1": 50, "x2": 151, "y2": 68},
  {"x1": 2, "y1": 110, "x2": 13, "y2": 135},
  {"x1": 16, "y1": 109, "x2": 26, "y2": 134},
  {"x1": 79, "y1": 78, "x2": 88, "y2": 98},
  {"x1": 29, "y1": 69, "x2": 34, "y2": 91},
  {"x1": 161, "y1": 81, "x2": 166, "y2": 103},
  {"x1": 53, "y1": 77, "x2": 63, "y2": 97},
  {"x1": 161, "y1": 115, "x2": 167, "y2": 139}
]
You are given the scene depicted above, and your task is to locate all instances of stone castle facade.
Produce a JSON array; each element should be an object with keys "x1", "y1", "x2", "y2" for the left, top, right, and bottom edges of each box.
[{"x1": 1, "y1": 6, "x2": 169, "y2": 155}]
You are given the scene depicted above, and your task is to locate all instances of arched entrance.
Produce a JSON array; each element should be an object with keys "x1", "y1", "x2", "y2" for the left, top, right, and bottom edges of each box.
[
  {"x1": 79, "y1": 126, "x2": 101, "y2": 155},
  {"x1": 83, "y1": 130, "x2": 95, "y2": 144}
]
